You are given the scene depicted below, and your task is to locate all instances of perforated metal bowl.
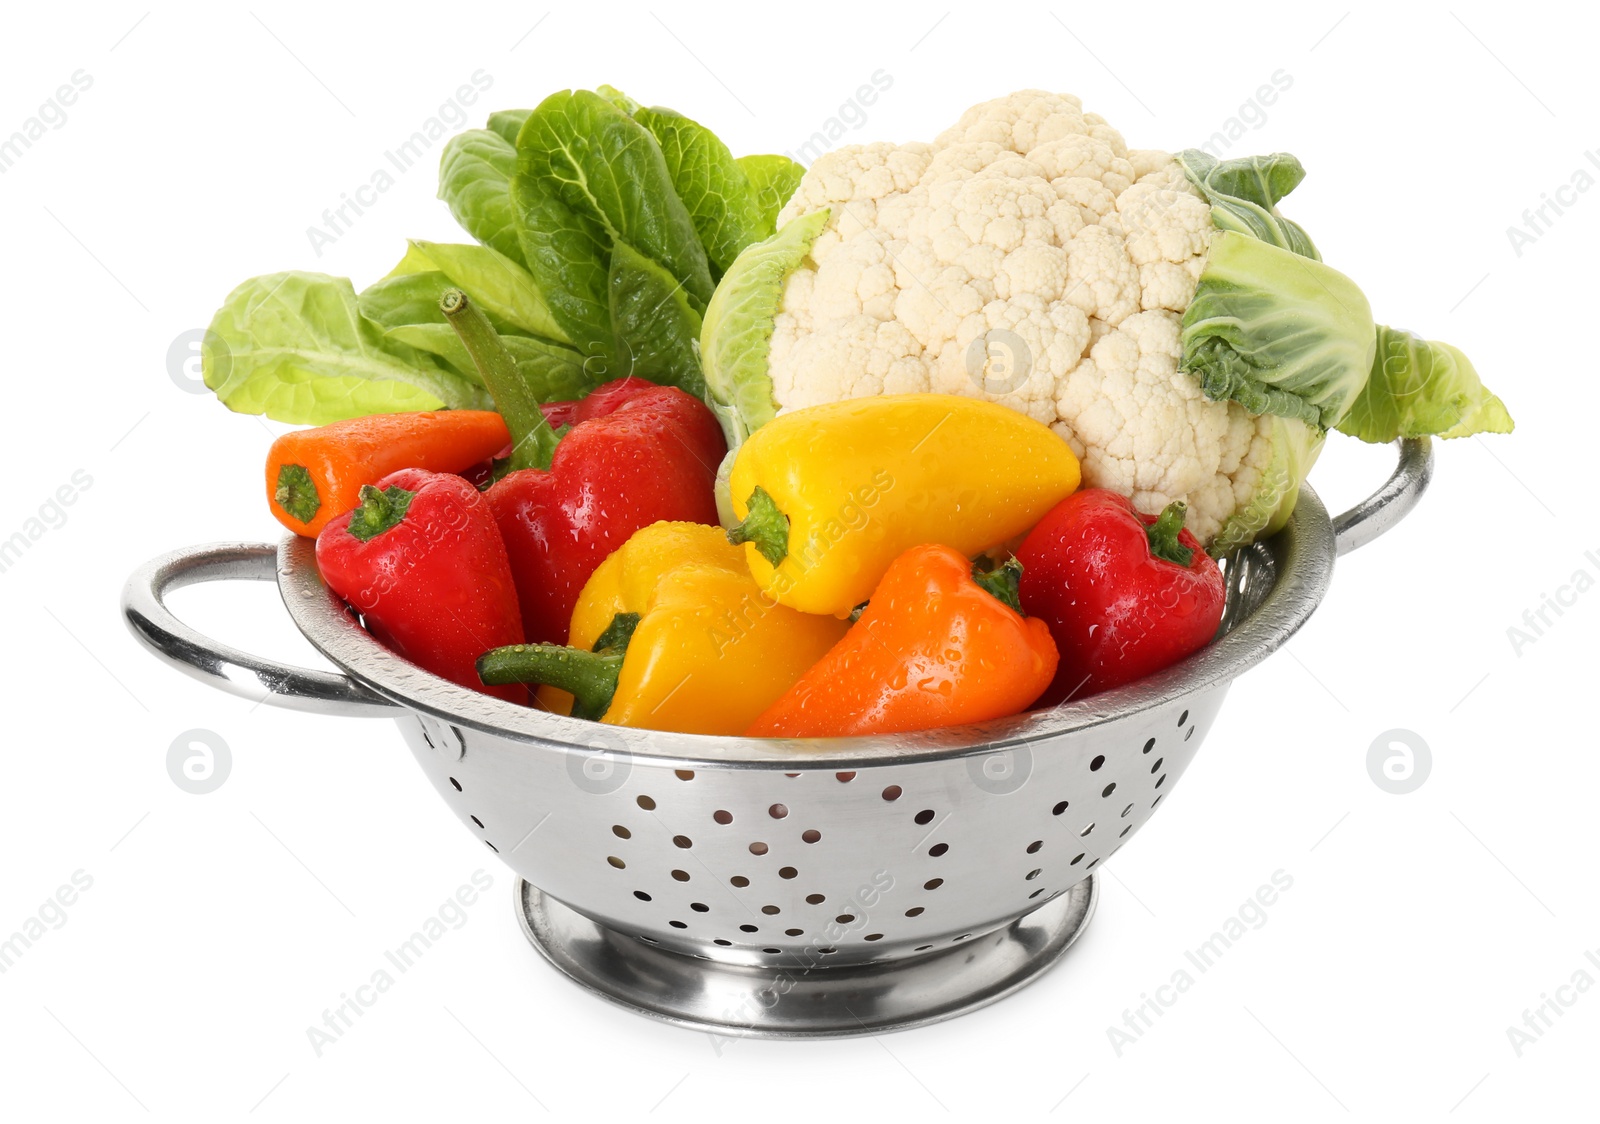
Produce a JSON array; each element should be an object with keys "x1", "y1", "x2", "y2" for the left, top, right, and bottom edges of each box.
[{"x1": 123, "y1": 440, "x2": 1432, "y2": 1037}]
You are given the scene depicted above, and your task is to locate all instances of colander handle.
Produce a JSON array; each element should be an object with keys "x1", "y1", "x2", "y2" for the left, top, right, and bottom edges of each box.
[
  {"x1": 122, "y1": 542, "x2": 398, "y2": 718},
  {"x1": 1331, "y1": 437, "x2": 1435, "y2": 557}
]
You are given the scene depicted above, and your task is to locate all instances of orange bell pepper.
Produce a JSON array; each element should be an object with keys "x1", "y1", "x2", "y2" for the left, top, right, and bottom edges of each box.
[{"x1": 746, "y1": 544, "x2": 1058, "y2": 738}]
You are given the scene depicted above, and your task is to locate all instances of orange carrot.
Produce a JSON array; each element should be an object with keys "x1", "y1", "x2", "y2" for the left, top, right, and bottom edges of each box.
[{"x1": 266, "y1": 411, "x2": 510, "y2": 536}]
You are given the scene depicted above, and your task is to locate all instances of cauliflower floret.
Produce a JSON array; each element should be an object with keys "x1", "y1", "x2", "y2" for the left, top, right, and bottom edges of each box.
[{"x1": 765, "y1": 89, "x2": 1276, "y2": 542}]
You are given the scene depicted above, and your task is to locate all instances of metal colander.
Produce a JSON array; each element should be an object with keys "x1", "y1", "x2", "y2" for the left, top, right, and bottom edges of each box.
[{"x1": 123, "y1": 440, "x2": 1432, "y2": 1037}]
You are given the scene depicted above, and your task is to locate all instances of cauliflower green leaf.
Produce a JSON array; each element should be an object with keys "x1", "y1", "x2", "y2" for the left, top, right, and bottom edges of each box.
[
  {"x1": 700, "y1": 209, "x2": 829, "y2": 446},
  {"x1": 1179, "y1": 231, "x2": 1377, "y2": 431},
  {"x1": 1337, "y1": 326, "x2": 1514, "y2": 443}
]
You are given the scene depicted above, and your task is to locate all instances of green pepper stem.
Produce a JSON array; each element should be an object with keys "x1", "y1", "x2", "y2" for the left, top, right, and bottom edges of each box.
[
  {"x1": 345, "y1": 483, "x2": 416, "y2": 542},
  {"x1": 440, "y1": 288, "x2": 560, "y2": 473},
  {"x1": 1146, "y1": 500, "x2": 1195, "y2": 567},
  {"x1": 972, "y1": 557, "x2": 1024, "y2": 613},
  {"x1": 274, "y1": 463, "x2": 321, "y2": 525},
  {"x1": 726, "y1": 486, "x2": 790, "y2": 567},
  {"x1": 477, "y1": 644, "x2": 625, "y2": 720}
]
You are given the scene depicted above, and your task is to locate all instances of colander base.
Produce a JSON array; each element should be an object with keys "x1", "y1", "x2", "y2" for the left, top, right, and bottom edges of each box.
[{"x1": 515, "y1": 876, "x2": 1097, "y2": 1038}]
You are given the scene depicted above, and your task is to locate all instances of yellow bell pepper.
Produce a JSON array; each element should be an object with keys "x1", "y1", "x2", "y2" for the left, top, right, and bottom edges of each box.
[
  {"x1": 726, "y1": 394, "x2": 1081, "y2": 616},
  {"x1": 476, "y1": 521, "x2": 848, "y2": 736}
]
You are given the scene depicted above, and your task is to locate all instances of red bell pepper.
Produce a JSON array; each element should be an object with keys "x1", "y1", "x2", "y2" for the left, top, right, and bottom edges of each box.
[
  {"x1": 1016, "y1": 490, "x2": 1225, "y2": 702},
  {"x1": 442, "y1": 291, "x2": 724, "y2": 645},
  {"x1": 315, "y1": 468, "x2": 526, "y2": 703}
]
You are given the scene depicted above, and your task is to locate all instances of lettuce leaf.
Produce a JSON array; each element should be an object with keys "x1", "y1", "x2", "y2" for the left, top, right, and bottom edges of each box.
[
  {"x1": 631, "y1": 103, "x2": 768, "y2": 278},
  {"x1": 384, "y1": 240, "x2": 567, "y2": 343},
  {"x1": 204, "y1": 272, "x2": 489, "y2": 424},
  {"x1": 515, "y1": 90, "x2": 714, "y2": 312},
  {"x1": 510, "y1": 175, "x2": 617, "y2": 374},
  {"x1": 437, "y1": 129, "x2": 524, "y2": 267},
  {"x1": 738, "y1": 154, "x2": 805, "y2": 237},
  {"x1": 608, "y1": 240, "x2": 705, "y2": 396}
]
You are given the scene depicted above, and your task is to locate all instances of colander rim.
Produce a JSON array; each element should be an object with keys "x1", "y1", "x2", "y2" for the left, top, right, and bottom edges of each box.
[{"x1": 276, "y1": 485, "x2": 1336, "y2": 768}]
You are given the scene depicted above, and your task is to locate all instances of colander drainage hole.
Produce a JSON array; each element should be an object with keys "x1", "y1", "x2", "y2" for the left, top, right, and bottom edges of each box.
[
  {"x1": 1155, "y1": 774, "x2": 1168, "y2": 789},
  {"x1": 802, "y1": 829, "x2": 822, "y2": 843},
  {"x1": 914, "y1": 944, "x2": 933, "y2": 952},
  {"x1": 763, "y1": 947, "x2": 782, "y2": 954},
  {"x1": 1029, "y1": 888, "x2": 1046, "y2": 899},
  {"x1": 929, "y1": 843, "x2": 949, "y2": 857},
  {"x1": 1101, "y1": 783, "x2": 1116, "y2": 798},
  {"x1": 690, "y1": 902, "x2": 709, "y2": 912},
  {"x1": 675, "y1": 769, "x2": 694, "y2": 780},
  {"x1": 1178, "y1": 710, "x2": 1189, "y2": 726},
  {"x1": 1152, "y1": 795, "x2": 1164, "y2": 809},
  {"x1": 1121, "y1": 803, "x2": 1135, "y2": 818},
  {"x1": 1185, "y1": 726, "x2": 1195, "y2": 741},
  {"x1": 785, "y1": 928, "x2": 804, "y2": 936},
  {"x1": 673, "y1": 835, "x2": 693, "y2": 848},
  {"x1": 612, "y1": 824, "x2": 631, "y2": 838},
  {"x1": 882, "y1": 785, "x2": 902, "y2": 801},
  {"x1": 633, "y1": 891, "x2": 652, "y2": 901},
  {"x1": 1143, "y1": 738, "x2": 1156, "y2": 754},
  {"x1": 761, "y1": 905, "x2": 781, "y2": 915},
  {"x1": 1080, "y1": 822, "x2": 1095, "y2": 837},
  {"x1": 769, "y1": 803, "x2": 788, "y2": 819},
  {"x1": 607, "y1": 856, "x2": 625, "y2": 869},
  {"x1": 484, "y1": 841, "x2": 498, "y2": 853},
  {"x1": 913, "y1": 809, "x2": 935, "y2": 825},
  {"x1": 953, "y1": 933, "x2": 971, "y2": 942},
  {"x1": 779, "y1": 866, "x2": 798, "y2": 879},
  {"x1": 1151, "y1": 757, "x2": 1164, "y2": 774},
  {"x1": 637, "y1": 795, "x2": 656, "y2": 810},
  {"x1": 1090, "y1": 755, "x2": 1105, "y2": 771},
  {"x1": 905, "y1": 907, "x2": 924, "y2": 917},
  {"x1": 836, "y1": 914, "x2": 855, "y2": 924},
  {"x1": 671, "y1": 869, "x2": 690, "y2": 881},
  {"x1": 730, "y1": 876, "x2": 750, "y2": 888},
  {"x1": 449, "y1": 777, "x2": 462, "y2": 791},
  {"x1": 1026, "y1": 840, "x2": 1043, "y2": 853},
  {"x1": 864, "y1": 933, "x2": 883, "y2": 941},
  {"x1": 1070, "y1": 853, "x2": 1085, "y2": 865},
  {"x1": 818, "y1": 947, "x2": 837, "y2": 955},
  {"x1": 639, "y1": 935, "x2": 658, "y2": 944},
  {"x1": 1086, "y1": 858, "x2": 1101, "y2": 870},
  {"x1": 739, "y1": 924, "x2": 759, "y2": 933},
  {"x1": 749, "y1": 842, "x2": 769, "y2": 855},
  {"x1": 1025, "y1": 868, "x2": 1041, "y2": 880},
  {"x1": 1120, "y1": 825, "x2": 1132, "y2": 838},
  {"x1": 805, "y1": 893, "x2": 826, "y2": 904},
  {"x1": 470, "y1": 815, "x2": 484, "y2": 829},
  {"x1": 924, "y1": 878, "x2": 944, "y2": 890},
  {"x1": 714, "y1": 939, "x2": 732, "y2": 946},
  {"x1": 669, "y1": 920, "x2": 687, "y2": 929},
  {"x1": 713, "y1": 810, "x2": 733, "y2": 824},
  {"x1": 1052, "y1": 801, "x2": 1069, "y2": 816},
  {"x1": 836, "y1": 772, "x2": 856, "y2": 782}
]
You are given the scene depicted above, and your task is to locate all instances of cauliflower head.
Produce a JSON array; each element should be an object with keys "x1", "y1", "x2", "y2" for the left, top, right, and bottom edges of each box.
[
  {"x1": 764, "y1": 90, "x2": 1291, "y2": 545},
  {"x1": 700, "y1": 89, "x2": 1509, "y2": 551}
]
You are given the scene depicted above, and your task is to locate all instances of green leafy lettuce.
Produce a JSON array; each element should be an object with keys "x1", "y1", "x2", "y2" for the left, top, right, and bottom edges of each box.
[
  {"x1": 203, "y1": 273, "x2": 490, "y2": 424},
  {"x1": 203, "y1": 87, "x2": 796, "y2": 424}
]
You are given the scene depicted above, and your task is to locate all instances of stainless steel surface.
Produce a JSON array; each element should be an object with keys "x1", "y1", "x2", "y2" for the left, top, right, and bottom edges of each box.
[
  {"x1": 121, "y1": 542, "x2": 397, "y2": 717},
  {"x1": 1333, "y1": 437, "x2": 1434, "y2": 556},
  {"x1": 121, "y1": 438, "x2": 1434, "y2": 1034},
  {"x1": 515, "y1": 874, "x2": 1098, "y2": 1038}
]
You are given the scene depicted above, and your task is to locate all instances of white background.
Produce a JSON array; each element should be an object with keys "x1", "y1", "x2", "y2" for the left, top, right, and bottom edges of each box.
[{"x1": 1, "y1": 2, "x2": 1593, "y2": 1120}]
